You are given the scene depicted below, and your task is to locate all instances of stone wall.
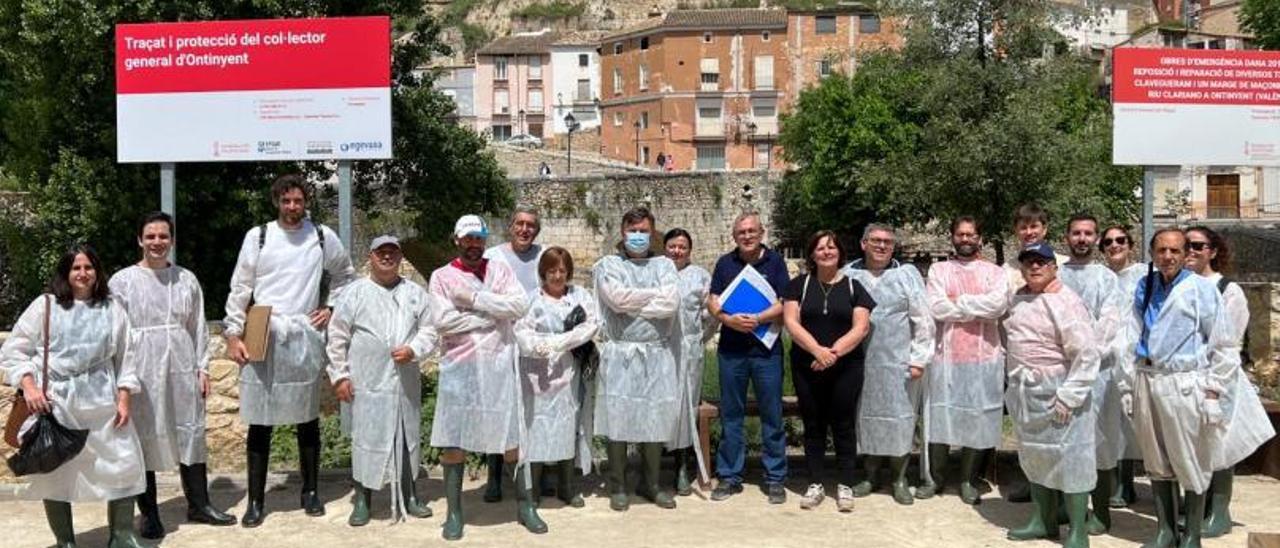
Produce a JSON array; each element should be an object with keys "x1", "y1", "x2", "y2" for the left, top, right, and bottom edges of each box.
[{"x1": 505, "y1": 171, "x2": 779, "y2": 283}]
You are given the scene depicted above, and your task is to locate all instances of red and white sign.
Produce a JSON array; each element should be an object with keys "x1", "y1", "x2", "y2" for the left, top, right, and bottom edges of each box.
[
  {"x1": 116, "y1": 16, "x2": 392, "y2": 162},
  {"x1": 1113, "y1": 47, "x2": 1280, "y2": 165}
]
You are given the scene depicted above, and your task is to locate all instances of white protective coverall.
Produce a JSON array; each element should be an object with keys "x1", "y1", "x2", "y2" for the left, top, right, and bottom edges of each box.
[
  {"x1": 592, "y1": 254, "x2": 681, "y2": 443},
  {"x1": 1115, "y1": 263, "x2": 1146, "y2": 460},
  {"x1": 223, "y1": 220, "x2": 356, "y2": 425},
  {"x1": 667, "y1": 264, "x2": 714, "y2": 452},
  {"x1": 109, "y1": 265, "x2": 209, "y2": 471},
  {"x1": 1131, "y1": 270, "x2": 1235, "y2": 494},
  {"x1": 428, "y1": 260, "x2": 529, "y2": 454},
  {"x1": 514, "y1": 286, "x2": 599, "y2": 469},
  {"x1": 925, "y1": 258, "x2": 1009, "y2": 450},
  {"x1": 326, "y1": 277, "x2": 437, "y2": 496},
  {"x1": 1203, "y1": 272, "x2": 1275, "y2": 470},
  {"x1": 846, "y1": 259, "x2": 935, "y2": 457},
  {"x1": 2, "y1": 296, "x2": 146, "y2": 501},
  {"x1": 1058, "y1": 263, "x2": 1129, "y2": 471},
  {"x1": 1005, "y1": 281, "x2": 1100, "y2": 493},
  {"x1": 485, "y1": 243, "x2": 544, "y2": 296}
]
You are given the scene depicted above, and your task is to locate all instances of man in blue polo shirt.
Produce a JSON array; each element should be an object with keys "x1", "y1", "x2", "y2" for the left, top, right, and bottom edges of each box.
[{"x1": 706, "y1": 212, "x2": 790, "y2": 503}]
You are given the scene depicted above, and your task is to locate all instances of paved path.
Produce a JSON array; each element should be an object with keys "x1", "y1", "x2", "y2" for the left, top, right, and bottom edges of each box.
[{"x1": 1, "y1": 473, "x2": 1277, "y2": 547}]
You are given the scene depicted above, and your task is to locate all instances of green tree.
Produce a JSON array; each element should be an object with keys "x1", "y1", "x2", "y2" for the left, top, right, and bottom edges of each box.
[
  {"x1": 0, "y1": 1, "x2": 509, "y2": 322},
  {"x1": 778, "y1": 0, "x2": 1140, "y2": 263},
  {"x1": 1242, "y1": 0, "x2": 1280, "y2": 50}
]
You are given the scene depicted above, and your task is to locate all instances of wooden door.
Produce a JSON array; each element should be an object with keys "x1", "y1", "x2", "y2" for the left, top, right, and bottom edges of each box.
[{"x1": 1207, "y1": 174, "x2": 1240, "y2": 219}]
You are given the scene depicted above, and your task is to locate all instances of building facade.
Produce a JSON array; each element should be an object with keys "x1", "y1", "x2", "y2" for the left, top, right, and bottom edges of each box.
[
  {"x1": 432, "y1": 65, "x2": 476, "y2": 128},
  {"x1": 598, "y1": 6, "x2": 898, "y2": 172},
  {"x1": 549, "y1": 33, "x2": 603, "y2": 135},
  {"x1": 475, "y1": 31, "x2": 557, "y2": 141}
]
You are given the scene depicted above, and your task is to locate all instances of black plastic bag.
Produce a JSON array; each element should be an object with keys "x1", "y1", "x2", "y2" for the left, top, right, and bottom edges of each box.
[
  {"x1": 563, "y1": 305, "x2": 599, "y2": 380},
  {"x1": 6, "y1": 413, "x2": 89, "y2": 476}
]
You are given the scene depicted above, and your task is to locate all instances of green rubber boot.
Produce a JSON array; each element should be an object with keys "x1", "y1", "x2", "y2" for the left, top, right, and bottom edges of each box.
[
  {"x1": 1111, "y1": 459, "x2": 1137, "y2": 507},
  {"x1": 1203, "y1": 469, "x2": 1233, "y2": 538},
  {"x1": 400, "y1": 444, "x2": 432, "y2": 518},
  {"x1": 1180, "y1": 490, "x2": 1206, "y2": 548},
  {"x1": 607, "y1": 441, "x2": 629, "y2": 511},
  {"x1": 1064, "y1": 491, "x2": 1091, "y2": 548},
  {"x1": 530, "y1": 463, "x2": 544, "y2": 507},
  {"x1": 636, "y1": 442, "x2": 676, "y2": 509},
  {"x1": 441, "y1": 463, "x2": 465, "y2": 541},
  {"x1": 958, "y1": 447, "x2": 981, "y2": 505},
  {"x1": 674, "y1": 448, "x2": 693, "y2": 496},
  {"x1": 483, "y1": 454, "x2": 503, "y2": 503},
  {"x1": 557, "y1": 459, "x2": 585, "y2": 508},
  {"x1": 889, "y1": 456, "x2": 913, "y2": 505},
  {"x1": 1088, "y1": 468, "x2": 1115, "y2": 535},
  {"x1": 107, "y1": 497, "x2": 145, "y2": 548},
  {"x1": 43, "y1": 500, "x2": 76, "y2": 548},
  {"x1": 515, "y1": 465, "x2": 548, "y2": 534},
  {"x1": 915, "y1": 443, "x2": 948, "y2": 499},
  {"x1": 1008, "y1": 483, "x2": 1060, "y2": 541},
  {"x1": 348, "y1": 486, "x2": 371, "y2": 527},
  {"x1": 853, "y1": 456, "x2": 880, "y2": 498},
  {"x1": 1143, "y1": 480, "x2": 1178, "y2": 548}
]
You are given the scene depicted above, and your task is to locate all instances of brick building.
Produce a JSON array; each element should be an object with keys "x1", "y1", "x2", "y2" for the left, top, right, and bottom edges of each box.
[
  {"x1": 475, "y1": 31, "x2": 558, "y2": 141},
  {"x1": 598, "y1": 6, "x2": 898, "y2": 172}
]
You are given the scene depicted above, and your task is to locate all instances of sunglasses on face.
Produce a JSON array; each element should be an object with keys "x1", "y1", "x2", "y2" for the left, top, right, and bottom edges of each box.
[
  {"x1": 1101, "y1": 236, "x2": 1128, "y2": 247},
  {"x1": 1188, "y1": 241, "x2": 1211, "y2": 251}
]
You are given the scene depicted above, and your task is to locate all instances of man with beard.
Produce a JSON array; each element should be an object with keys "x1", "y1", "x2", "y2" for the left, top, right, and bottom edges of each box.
[
  {"x1": 919, "y1": 216, "x2": 1008, "y2": 505},
  {"x1": 1056, "y1": 214, "x2": 1128, "y2": 535},
  {"x1": 429, "y1": 215, "x2": 537, "y2": 540},
  {"x1": 224, "y1": 174, "x2": 356, "y2": 526},
  {"x1": 481, "y1": 205, "x2": 544, "y2": 501}
]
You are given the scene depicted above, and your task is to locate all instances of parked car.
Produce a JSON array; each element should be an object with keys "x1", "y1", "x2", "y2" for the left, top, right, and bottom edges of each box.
[{"x1": 506, "y1": 133, "x2": 544, "y2": 149}]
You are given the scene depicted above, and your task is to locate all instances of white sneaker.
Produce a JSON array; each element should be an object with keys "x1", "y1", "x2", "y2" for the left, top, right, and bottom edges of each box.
[
  {"x1": 799, "y1": 483, "x2": 825, "y2": 509},
  {"x1": 836, "y1": 484, "x2": 855, "y2": 513}
]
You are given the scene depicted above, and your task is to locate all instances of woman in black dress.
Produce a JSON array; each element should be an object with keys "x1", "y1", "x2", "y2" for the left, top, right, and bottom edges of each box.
[{"x1": 782, "y1": 230, "x2": 875, "y2": 513}]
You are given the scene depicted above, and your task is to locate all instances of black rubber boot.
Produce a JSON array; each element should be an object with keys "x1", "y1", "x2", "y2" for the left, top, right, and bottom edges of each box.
[
  {"x1": 853, "y1": 456, "x2": 881, "y2": 497},
  {"x1": 400, "y1": 446, "x2": 432, "y2": 519},
  {"x1": 915, "y1": 443, "x2": 948, "y2": 499},
  {"x1": 298, "y1": 423, "x2": 325, "y2": 517},
  {"x1": 557, "y1": 459, "x2": 584, "y2": 507},
  {"x1": 1111, "y1": 459, "x2": 1137, "y2": 507},
  {"x1": 607, "y1": 441, "x2": 629, "y2": 511},
  {"x1": 1008, "y1": 483, "x2": 1059, "y2": 541},
  {"x1": 241, "y1": 447, "x2": 269, "y2": 528},
  {"x1": 636, "y1": 442, "x2": 676, "y2": 509},
  {"x1": 43, "y1": 500, "x2": 76, "y2": 548},
  {"x1": 136, "y1": 471, "x2": 164, "y2": 539},
  {"x1": 181, "y1": 463, "x2": 236, "y2": 526},
  {"x1": 530, "y1": 463, "x2": 545, "y2": 507},
  {"x1": 348, "y1": 486, "x2": 371, "y2": 527},
  {"x1": 674, "y1": 448, "x2": 693, "y2": 496},
  {"x1": 515, "y1": 464, "x2": 548, "y2": 534},
  {"x1": 483, "y1": 454, "x2": 504, "y2": 503},
  {"x1": 1203, "y1": 469, "x2": 1233, "y2": 538},
  {"x1": 442, "y1": 463, "x2": 465, "y2": 541},
  {"x1": 1088, "y1": 468, "x2": 1114, "y2": 535},
  {"x1": 1144, "y1": 480, "x2": 1178, "y2": 548},
  {"x1": 107, "y1": 497, "x2": 146, "y2": 548},
  {"x1": 889, "y1": 456, "x2": 913, "y2": 505},
  {"x1": 1181, "y1": 489, "x2": 1206, "y2": 548},
  {"x1": 958, "y1": 447, "x2": 981, "y2": 505}
]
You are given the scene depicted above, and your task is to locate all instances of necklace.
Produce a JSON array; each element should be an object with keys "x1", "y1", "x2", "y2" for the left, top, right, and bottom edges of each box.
[{"x1": 815, "y1": 276, "x2": 838, "y2": 315}]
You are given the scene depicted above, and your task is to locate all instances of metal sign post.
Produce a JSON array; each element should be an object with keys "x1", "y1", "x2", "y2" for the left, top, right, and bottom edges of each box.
[
  {"x1": 338, "y1": 161, "x2": 353, "y2": 252},
  {"x1": 1141, "y1": 166, "x2": 1154, "y2": 263},
  {"x1": 160, "y1": 162, "x2": 176, "y2": 262}
]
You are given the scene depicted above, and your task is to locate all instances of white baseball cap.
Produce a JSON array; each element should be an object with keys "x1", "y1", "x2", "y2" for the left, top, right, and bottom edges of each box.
[
  {"x1": 453, "y1": 215, "x2": 489, "y2": 239},
  {"x1": 368, "y1": 235, "x2": 401, "y2": 252}
]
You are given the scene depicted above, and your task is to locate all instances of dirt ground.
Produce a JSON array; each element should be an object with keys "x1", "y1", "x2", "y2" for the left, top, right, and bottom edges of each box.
[{"x1": 1, "y1": 469, "x2": 1277, "y2": 547}]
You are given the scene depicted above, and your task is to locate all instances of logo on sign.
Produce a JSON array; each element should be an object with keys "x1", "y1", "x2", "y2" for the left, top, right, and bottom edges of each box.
[
  {"x1": 256, "y1": 141, "x2": 293, "y2": 155},
  {"x1": 340, "y1": 141, "x2": 384, "y2": 153},
  {"x1": 306, "y1": 141, "x2": 334, "y2": 154}
]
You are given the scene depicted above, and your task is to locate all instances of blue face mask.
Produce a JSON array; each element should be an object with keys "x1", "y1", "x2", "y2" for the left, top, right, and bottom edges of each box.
[{"x1": 624, "y1": 231, "x2": 650, "y2": 254}]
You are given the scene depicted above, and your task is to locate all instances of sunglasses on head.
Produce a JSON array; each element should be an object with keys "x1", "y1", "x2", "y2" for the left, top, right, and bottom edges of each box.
[
  {"x1": 1188, "y1": 241, "x2": 1211, "y2": 251},
  {"x1": 1100, "y1": 236, "x2": 1128, "y2": 247}
]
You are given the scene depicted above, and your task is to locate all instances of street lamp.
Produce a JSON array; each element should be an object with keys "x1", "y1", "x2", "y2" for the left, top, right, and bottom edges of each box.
[
  {"x1": 564, "y1": 112, "x2": 580, "y2": 175},
  {"x1": 746, "y1": 121, "x2": 757, "y2": 171},
  {"x1": 634, "y1": 120, "x2": 642, "y2": 166}
]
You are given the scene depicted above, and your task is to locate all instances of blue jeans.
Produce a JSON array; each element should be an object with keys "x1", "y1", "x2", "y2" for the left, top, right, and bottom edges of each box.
[{"x1": 715, "y1": 351, "x2": 787, "y2": 485}]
